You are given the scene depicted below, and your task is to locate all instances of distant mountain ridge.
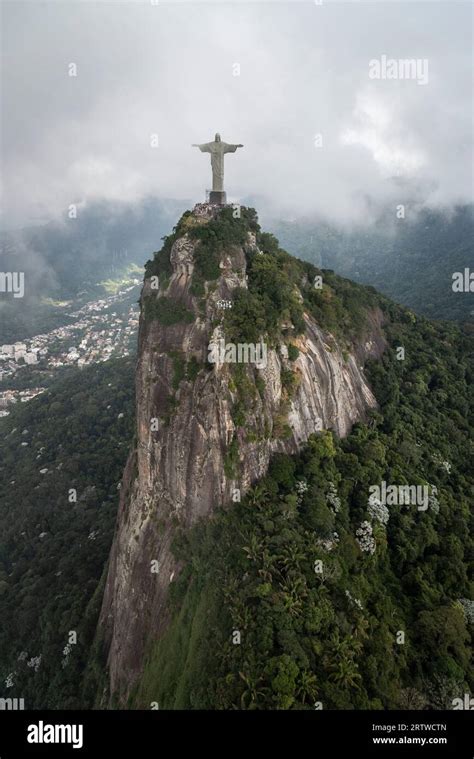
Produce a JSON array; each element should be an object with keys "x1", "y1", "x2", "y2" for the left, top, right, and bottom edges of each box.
[{"x1": 270, "y1": 204, "x2": 474, "y2": 324}]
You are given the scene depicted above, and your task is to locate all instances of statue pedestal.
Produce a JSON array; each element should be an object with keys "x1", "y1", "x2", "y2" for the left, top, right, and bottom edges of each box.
[{"x1": 209, "y1": 191, "x2": 227, "y2": 205}]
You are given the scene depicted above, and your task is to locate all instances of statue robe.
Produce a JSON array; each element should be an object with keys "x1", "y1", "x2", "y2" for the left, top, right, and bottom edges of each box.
[{"x1": 196, "y1": 141, "x2": 239, "y2": 192}]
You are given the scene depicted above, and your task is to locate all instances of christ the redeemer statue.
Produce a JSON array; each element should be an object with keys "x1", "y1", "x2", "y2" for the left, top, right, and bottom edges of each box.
[{"x1": 192, "y1": 133, "x2": 243, "y2": 204}]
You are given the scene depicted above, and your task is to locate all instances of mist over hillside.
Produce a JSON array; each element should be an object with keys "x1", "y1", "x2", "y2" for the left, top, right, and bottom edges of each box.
[
  {"x1": 270, "y1": 205, "x2": 474, "y2": 325},
  {"x1": 0, "y1": 198, "x2": 184, "y2": 343},
  {"x1": 0, "y1": 197, "x2": 185, "y2": 302},
  {"x1": 2, "y1": 197, "x2": 471, "y2": 343}
]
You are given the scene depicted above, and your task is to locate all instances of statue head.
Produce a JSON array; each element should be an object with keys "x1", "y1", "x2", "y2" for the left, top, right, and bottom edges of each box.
[{"x1": 215, "y1": 133, "x2": 221, "y2": 142}]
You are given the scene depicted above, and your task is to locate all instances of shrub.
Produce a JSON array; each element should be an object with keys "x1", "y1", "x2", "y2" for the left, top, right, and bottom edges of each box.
[
  {"x1": 287, "y1": 344, "x2": 299, "y2": 361},
  {"x1": 145, "y1": 296, "x2": 194, "y2": 326}
]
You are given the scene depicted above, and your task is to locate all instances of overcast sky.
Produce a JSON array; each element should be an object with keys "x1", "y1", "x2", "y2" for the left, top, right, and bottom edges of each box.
[{"x1": 1, "y1": 0, "x2": 472, "y2": 228}]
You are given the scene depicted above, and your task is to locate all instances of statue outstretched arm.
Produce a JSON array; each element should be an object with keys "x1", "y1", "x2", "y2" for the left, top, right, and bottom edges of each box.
[
  {"x1": 192, "y1": 143, "x2": 212, "y2": 153},
  {"x1": 223, "y1": 143, "x2": 244, "y2": 153}
]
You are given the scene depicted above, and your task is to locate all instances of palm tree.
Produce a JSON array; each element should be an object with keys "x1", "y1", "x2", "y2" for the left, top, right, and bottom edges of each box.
[
  {"x1": 279, "y1": 576, "x2": 307, "y2": 617},
  {"x1": 242, "y1": 533, "x2": 263, "y2": 563},
  {"x1": 328, "y1": 657, "x2": 362, "y2": 690},
  {"x1": 353, "y1": 617, "x2": 369, "y2": 641},
  {"x1": 238, "y1": 671, "x2": 268, "y2": 709},
  {"x1": 258, "y1": 548, "x2": 276, "y2": 582},
  {"x1": 228, "y1": 600, "x2": 252, "y2": 630},
  {"x1": 281, "y1": 543, "x2": 306, "y2": 571},
  {"x1": 296, "y1": 670, "x2": 318, "y2": 704},
  {"x1": 247, "y1": 483, "x2": 269, "y2": 508}
]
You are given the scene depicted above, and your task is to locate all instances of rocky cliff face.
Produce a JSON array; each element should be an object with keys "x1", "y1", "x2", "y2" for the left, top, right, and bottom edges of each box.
[{"x1": 98, "y1": 205, "x2": 386, "y2": 704}]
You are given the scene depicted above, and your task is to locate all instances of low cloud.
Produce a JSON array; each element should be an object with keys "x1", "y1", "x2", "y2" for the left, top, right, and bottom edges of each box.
[{"x1": 1, "y1": 1, "x2": 472, "y2": 228}]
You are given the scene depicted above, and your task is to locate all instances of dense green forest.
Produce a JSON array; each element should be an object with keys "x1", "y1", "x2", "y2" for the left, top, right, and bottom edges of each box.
[
  {"x1": 0, "y1": 358, "x2": 135, "y2": 708},
  {"x1": 132, "y1": 227, "x2": 473, "y2": 709},
  {"x1": 272, "y1": 204, "x2": 474, "y2": 324}
]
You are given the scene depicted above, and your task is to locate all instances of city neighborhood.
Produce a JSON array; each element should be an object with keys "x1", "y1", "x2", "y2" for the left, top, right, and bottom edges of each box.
[{"x1": 0, "y1": 283, "x2": 140, "y2": 415}]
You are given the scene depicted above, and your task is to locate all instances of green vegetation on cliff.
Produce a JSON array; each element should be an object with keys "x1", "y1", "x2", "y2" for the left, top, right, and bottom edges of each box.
[
  {"x1": 132, "y1": 301, "x2": 473, "y2": 710},
  {"x1": 145, "y1": 205, "x2": 380, "y2": 349},
  {"x1": 144, "y1": 296, "x2": 194, "y2": 325}
]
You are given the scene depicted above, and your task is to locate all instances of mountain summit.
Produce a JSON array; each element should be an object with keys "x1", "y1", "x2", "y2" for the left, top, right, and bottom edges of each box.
[
  {"x1": 98, "y1": 204, "x2": 387, "y2": 702},
  {"x1": 95, "y1": 204, "x2": 472, "y2": 710}
]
